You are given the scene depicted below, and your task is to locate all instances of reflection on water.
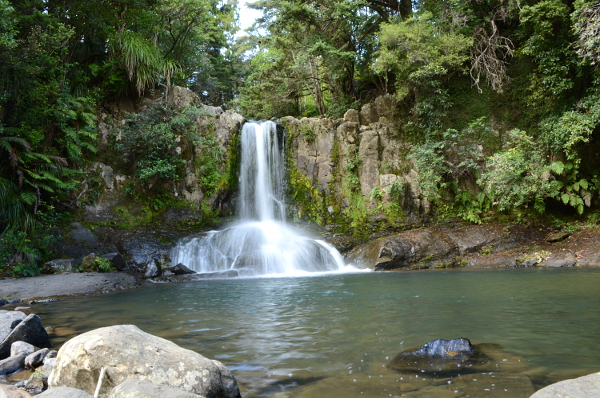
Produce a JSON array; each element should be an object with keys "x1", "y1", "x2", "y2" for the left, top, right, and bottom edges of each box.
[{"x1": 34, "y1": 268, "x2": 600, "y2": 397}]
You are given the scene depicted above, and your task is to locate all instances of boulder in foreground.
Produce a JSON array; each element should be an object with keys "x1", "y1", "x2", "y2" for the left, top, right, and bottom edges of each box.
[
  {"x1": 529, "y1": 372, "x2": 600, "y2": 398},
  {"x1": 48, "y1": 325, "x2": 241, "y2": 398}
]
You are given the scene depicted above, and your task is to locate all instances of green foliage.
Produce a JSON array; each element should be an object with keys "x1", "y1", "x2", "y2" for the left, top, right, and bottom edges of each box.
[
  {"x1": 112, "y1": 103, "x2": 222, "y2": 193},
  {"x1": 10, "y1": 263, "x2": 41, "y2": 278},
  {"x1": 479, "y1": 129, "x2": 559, "y2": 214},
  {"x1": 376, "y1": 11, "x2": 472, "y2": 134}
]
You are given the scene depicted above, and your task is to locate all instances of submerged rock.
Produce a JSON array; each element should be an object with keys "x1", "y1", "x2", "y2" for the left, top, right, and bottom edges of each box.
[
  {"x1": 388, "y1": 338, "x2": 475, "y2": 373},
  {"x1": 48, "y1": 325, "x2": 241, "y2": 398}
]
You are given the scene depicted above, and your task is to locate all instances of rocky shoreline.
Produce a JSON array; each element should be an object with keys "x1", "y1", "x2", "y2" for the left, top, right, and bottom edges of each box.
[{"x1": 0, "y1": 311, "x2": 242, "y2": 398}]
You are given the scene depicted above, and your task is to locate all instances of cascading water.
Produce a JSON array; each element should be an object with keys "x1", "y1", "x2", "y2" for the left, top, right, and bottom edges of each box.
[{"x1": 171, "y1": 121, "x2": 345, "y2": 276}]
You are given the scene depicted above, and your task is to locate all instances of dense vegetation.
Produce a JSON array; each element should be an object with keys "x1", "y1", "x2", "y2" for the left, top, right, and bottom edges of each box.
[{"x1": 1, "y1": 0, "x2": 600, "y2": 273}]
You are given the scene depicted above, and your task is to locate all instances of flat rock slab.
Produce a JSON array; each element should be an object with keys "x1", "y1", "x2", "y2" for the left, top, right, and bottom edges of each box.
[{"x1": 0, "y1": 272, "x2": 140, "y2": 301}]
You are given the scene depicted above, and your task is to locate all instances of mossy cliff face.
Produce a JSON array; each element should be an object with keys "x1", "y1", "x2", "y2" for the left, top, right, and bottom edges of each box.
[
  {"x1": 83, "y1": 87, "x2": 244, "y2": 230},
  {"x1": 283, "y1": 95, "x2": 431, "y2": 237}
]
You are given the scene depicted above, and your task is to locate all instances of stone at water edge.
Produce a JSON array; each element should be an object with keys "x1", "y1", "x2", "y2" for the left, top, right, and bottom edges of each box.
[
  {"x1": 48, "y1": 324, "x2": 241, "y2": 398},
  {"x1": 0, "y1": 354, "x2": 27, "y2": 375},
  {"x1": 0, "y1": 311, "x2": 27, "y2": 348},
  {"x1": 0, "y1": 314, "x2": 50, "y2": 359},
  {"x1": 529, "y1": 372, "x2": 600, "y2": 398},
  {"x1": 108, "y1": 379, "x2": 204, "y2": 398}
]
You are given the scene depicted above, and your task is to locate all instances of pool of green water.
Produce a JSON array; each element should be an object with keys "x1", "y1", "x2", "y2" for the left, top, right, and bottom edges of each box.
[{"x1": 34, "y1": 267, "x2": 600, "y2": 397}]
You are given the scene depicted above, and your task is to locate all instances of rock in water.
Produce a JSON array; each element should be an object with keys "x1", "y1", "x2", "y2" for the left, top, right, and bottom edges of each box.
[
  {"x1": 48, "y1": 325, "x2": 241, "y2": 398},
  {"x1": 388, "y1": 338, "x2": 475, "y2": 373}
]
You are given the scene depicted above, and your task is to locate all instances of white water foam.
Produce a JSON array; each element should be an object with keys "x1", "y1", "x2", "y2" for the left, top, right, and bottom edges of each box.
[{"x1": 171, "y1": 121, "x2": 357, "y2": 276}]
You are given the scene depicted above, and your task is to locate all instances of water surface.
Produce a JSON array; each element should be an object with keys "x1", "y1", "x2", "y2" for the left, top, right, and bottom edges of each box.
[{"x1": 35, "y1": 268, "x2": 600, "y2": 397}]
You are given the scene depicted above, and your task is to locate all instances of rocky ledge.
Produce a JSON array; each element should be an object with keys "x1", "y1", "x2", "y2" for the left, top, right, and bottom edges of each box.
[{"x1": 345, "y1": 223, "x2": 600, "y2": 270}]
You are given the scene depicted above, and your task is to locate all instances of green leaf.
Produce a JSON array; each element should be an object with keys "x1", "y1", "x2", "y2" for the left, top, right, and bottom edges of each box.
[
  {"x1": 550, "y1": 161, "x2": 564, "y2": 175},
  {"x1": 573, "y1": 182, "x2": 580, "y2": 192},
  {"x1": 579, "y1": 179, "x2": 589, "y2": 190},
  {"x1": 561, "y1": 193, "x2": 570, "y2": 204},
  {"x1": 577, "y1": 204, "x2": 584, "y2": 215}
]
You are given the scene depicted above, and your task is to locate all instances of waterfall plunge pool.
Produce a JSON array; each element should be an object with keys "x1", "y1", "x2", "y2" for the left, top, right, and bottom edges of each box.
[{"x1": 35, "y1": 267, "x2": 600, "y2": 397}]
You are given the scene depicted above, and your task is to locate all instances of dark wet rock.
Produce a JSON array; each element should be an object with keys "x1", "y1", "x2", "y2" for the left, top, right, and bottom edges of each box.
[
  {"x1": 530, "y1": 371, "x2": 600, "y2": 398},
  {"x1": 167, "y1": 263, "x2": 196, "y2": 275},
  {"x1": 388, "y1": 338, "x2": 475, "y2": 373},
  {"x1": 152, "y1": 270, "x2": 239, "y2": 282},
  {"x1": 0, "y1": 299, "x2": 9, "y2": 307},
  {"x1": 36, "y1": 386, "x2": 93, "y2": 397},
  {"x1": 25, "y1": 348, "x2": 49, "y2": 369},
  {"x1": 53, "y1": 222, "x2": 117, "y2": 259},
  {"x1": 546, "y1": 231, "x2": 570, "y2": 242},
  {"x1": 49, "y1": 325, "x2": 241, "y2": 398},
  {"x1": 0, "y1": 314, "x2": 50, "y2": 359},
  {"x1": 112, "y1": 230, "x2": 178, "y2": 277},
  {"x1": 0, "y1": 354, "x2": 27, "y2": 375},
  {"x1": 540, "y1": 251, "x2": 577, "y2": 267},
  {"x1": 108, "y1": 378, "x2": 204, "y2": 398}
]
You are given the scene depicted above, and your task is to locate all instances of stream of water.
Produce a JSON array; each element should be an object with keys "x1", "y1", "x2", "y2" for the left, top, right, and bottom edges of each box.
[{"x1": 35, "y1": 267, "x2": 600, "y2": 397}]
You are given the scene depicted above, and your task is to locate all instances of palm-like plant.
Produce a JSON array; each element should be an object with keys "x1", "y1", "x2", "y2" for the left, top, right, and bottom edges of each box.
[{"x1": 109, "y1": 30, "x2": 178, "y2": 95}]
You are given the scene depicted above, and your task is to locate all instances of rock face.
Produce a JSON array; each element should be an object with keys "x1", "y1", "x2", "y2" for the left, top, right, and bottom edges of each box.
[
  {"x1": 388, "y1": 338, "x2": 476, "y2": 373},
  {"x1": 530, "y1": 372, "x2": 600, "y2": 398},
  {"x1": 345, "y1": 223, "x2": 552, "y2": 270},
  {"x1": 48, "y1": 325, "x2": 241, "y2": 398}
]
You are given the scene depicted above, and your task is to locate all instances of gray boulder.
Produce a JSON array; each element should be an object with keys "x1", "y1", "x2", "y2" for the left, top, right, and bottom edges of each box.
[
  {"x1": 0, "y1": 314, "x2": 50, "y2": 359},
  {"x1": 108, "y1": 379, "x2": 204, "y2": 398},
  {"x1": 0, "y1": 353, "x2": 27, "y2": 375},
  {"x1": 48, "y1": 325, "x2": 241, "y2": 398},
  {"x1": 36, "y1": 387, "x2": 93, "y2": 398},
  {"x1": 0, "y1": 384, "x2": 33, "y2": 398},
  {"x1": 11, "y1": 341, "x2": 36, "y2": 357},
  {"x1": 0, "y1": 311, "x2": 27, "y2": 346},
  {"x1": 530, "y1": 372, "x2": 600, "y2": 398}
]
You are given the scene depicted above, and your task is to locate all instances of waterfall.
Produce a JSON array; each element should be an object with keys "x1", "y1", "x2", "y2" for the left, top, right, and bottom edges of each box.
[{"x1": 171, "y1": 121, "x2": 345, "y2": 276}]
